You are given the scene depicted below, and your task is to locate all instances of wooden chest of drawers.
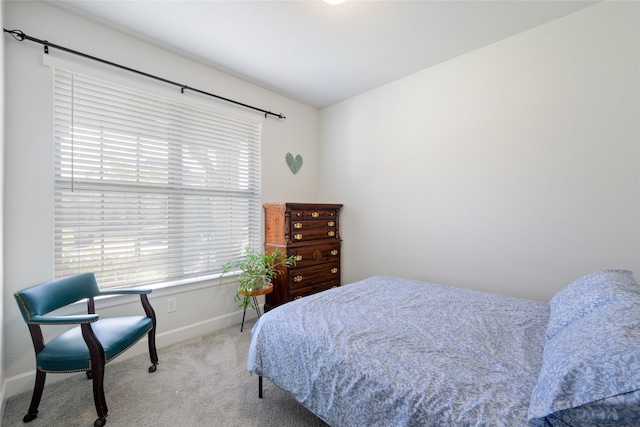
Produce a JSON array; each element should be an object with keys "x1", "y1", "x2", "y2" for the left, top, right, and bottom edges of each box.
[{"x1": 263, "y1": 202, "x2": 343, "y2": 310}]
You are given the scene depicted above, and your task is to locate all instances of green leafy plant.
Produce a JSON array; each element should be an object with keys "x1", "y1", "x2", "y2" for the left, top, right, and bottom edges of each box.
[{"x1": 220, "y1": 245, "x2": 296, "y2": 310}]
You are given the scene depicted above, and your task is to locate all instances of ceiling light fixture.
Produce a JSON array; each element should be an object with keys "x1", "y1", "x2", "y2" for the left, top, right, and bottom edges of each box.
[{"x1": 323, "y1": 0, "x2": 346, "y2": 5}]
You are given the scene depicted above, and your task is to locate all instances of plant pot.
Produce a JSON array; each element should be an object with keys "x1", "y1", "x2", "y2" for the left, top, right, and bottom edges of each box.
[{"x1": 251, "y1": 276, "x2": 270, "y2": 291}]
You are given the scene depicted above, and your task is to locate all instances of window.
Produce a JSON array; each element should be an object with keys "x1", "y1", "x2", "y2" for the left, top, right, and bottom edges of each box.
[{"x1": 53, "y1": 69, "x2": 262, "y2": 288}]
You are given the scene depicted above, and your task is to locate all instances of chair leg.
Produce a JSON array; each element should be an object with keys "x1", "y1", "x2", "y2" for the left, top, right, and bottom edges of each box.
[
  {"x1": 147, "y1": 328, "x2": 159, "y2": 373},
  {"x1": 90, "y1": 362, "x2": 107, "y2": 419},
  {"x1": 141, "y1": 294, "x2": 159, "y2": 372},
  {"x1": 81, "y1": 324, "x2": 108, "y2": 426},
  {"x1": 23, "y1": 369, "x2": 46, "y2": 422}
]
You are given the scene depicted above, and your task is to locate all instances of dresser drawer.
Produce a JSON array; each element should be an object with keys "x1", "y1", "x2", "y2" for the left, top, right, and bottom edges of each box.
[
  {"x1": 289, "y1": 262, "x2": 340, "y2": 290},
  {"x1": 290, "y1": 208, "x2": 339, "y2": 221},
  {"x1": 290, "y1": 280, "x2": 340, "y2": 300},
  {"x1": 291, "y1": 209, "x2": 322, "y2": 220},
  {"x1": 288, "y1": 243, "x2": 340, "y2": 267},
  {"x1": 289, "y1": 219, "x2": 338, "y2": 242}
]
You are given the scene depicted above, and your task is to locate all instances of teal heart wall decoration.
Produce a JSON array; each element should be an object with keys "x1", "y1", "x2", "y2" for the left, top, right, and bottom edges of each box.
[{"x1": 286, "y1": 152, "x2": 303, "y2": 174}]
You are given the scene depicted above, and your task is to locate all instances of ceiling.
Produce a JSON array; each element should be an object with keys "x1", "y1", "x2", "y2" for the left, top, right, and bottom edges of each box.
[{"x1": 48, "y1": 0, "x2": 596, "y2": 109}]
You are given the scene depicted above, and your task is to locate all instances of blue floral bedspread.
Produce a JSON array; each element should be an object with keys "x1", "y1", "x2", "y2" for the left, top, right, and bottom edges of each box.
[{"x1": 248, "y1": 275, "x2": 549, "y2": 426}]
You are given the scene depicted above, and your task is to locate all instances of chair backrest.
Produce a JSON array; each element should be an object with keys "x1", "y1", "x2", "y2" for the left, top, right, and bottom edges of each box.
[{"x1": 14, "y1": 273, "x2": 100, "y2": 323}]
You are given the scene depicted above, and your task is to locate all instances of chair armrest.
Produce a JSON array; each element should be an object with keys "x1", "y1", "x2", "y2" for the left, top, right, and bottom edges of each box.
[
  {"x1": 97, "y1": 288, "x2": 152, "y2": 296},
  {"x1": 28, "y1": 314, "x2": 99, "y2": 325}
]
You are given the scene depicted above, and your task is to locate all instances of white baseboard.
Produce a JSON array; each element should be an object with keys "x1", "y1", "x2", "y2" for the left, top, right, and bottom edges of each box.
[{"x1": 3, "y1": 308, "x2": 253, "y2": 399}]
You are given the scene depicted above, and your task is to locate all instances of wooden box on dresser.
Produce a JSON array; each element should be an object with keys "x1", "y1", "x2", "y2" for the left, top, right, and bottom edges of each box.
[{"x1": 263, "y1": 203, "x2": 343, "y2": 310}]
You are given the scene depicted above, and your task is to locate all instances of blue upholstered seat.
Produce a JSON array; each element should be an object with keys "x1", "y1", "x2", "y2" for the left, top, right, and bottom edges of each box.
[
  {"x1": 14, "y1": 273, "x2": 158, "y2": 427},
  {"x1": 36, "y1": 316, "x2": 153, "y2": 373}
]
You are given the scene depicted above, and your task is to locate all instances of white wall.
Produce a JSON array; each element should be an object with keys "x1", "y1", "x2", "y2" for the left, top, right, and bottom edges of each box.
[
  {"x1": 320, "y1": 1, "x2": 640, "y2": 301},
  {"x1": 3, "y1": 1, "x2": 320, "y2": 397}
]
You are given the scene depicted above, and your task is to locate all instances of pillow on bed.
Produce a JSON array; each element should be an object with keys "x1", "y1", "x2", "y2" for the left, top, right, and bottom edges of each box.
[
  {"x1": 546, "y1": 269, "x2": 640, "y2": 340},
  {"x1": 528, "y1": 299, "x2": 640, "y2": 426}
]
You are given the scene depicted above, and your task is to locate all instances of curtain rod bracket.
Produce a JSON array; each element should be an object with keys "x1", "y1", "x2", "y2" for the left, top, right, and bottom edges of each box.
[{"x1": 4, "y1": 28, "x2": 287, "y2": 120}]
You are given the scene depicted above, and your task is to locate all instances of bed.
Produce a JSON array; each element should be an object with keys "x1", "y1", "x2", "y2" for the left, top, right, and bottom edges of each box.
[{"x1": 247, "y1": 271, "x2": 640, "y2": 426}]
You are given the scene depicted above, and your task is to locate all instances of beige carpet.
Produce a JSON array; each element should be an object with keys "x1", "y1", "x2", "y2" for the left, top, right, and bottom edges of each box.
[{"x1": 2, "y1": 319, "x2": 328, "y2": 427}]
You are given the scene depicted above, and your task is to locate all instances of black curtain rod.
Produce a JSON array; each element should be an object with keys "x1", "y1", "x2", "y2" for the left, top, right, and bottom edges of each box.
[{"x1": 4, "y1": 28, "x2": 286, "y2": 119}]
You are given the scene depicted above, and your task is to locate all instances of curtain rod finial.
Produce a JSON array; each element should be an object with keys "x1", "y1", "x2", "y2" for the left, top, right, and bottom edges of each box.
[{"x1": 4, "y1": 28, "x2": 26, "y2": 41}]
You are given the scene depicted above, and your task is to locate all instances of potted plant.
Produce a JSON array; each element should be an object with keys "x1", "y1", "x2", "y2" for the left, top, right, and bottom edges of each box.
[{"x1": 220, "y1": 245, "x2": 296, "y2": 311}]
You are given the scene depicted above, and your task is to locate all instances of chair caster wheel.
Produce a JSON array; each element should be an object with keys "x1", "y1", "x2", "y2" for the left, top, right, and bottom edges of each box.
[
  {"x1": 148, "y1": 363, "x2": 157, "y2": 373},
  {"x1": 86, "y1": 370, "x2": 93, "y2": 379},
  {"x1": 23, "y1": 411, "x2": 38, "y2": 422},
  {"x1": 94, "y1": 416, "x2": 107, "y2": 427}
]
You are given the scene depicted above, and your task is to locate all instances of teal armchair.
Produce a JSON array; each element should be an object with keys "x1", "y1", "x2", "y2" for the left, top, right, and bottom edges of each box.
[{"x1": 14, "y1": 272, "x2": 158, "y2": 427}]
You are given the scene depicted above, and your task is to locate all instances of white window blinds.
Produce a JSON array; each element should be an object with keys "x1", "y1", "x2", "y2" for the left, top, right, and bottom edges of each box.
[{"x1": 53, "y1": 69, "x2": 262, "y2": 288}]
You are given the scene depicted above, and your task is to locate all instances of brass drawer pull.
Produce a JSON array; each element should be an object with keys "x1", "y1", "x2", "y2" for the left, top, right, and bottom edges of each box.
[
  {"x1": 294, "y1": 222, "x2": 303, "y2": 229},
  {"x1": 294, "y1": 255, "x2": 303, "y2": 262},
  {"x1": 327, "y1": 231, "x2": 335, "y2": 237},
  {"x1": 294, "y1": 234, "x2": 303, "y2": 240},
  {"x1": 331, "y1": 268, "x2": 338, "y2": 274},
  {"x1": 294, "y1": 275, "x2": 303, "y2": 282},
  {"x1": 312, "y1": 211, "x2": 320, "y2": 218},
  {"x1": 328, "y1": 221, "x2": 335, "y2": 227},
  {"x1": 330, "y1": 249, "x2": 338, "y2": 256}
]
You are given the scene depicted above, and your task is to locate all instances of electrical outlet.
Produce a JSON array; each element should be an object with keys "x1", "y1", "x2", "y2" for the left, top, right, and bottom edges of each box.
[{"x1": 167, "y1": 297, "x2": 177, "y2": 313}]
